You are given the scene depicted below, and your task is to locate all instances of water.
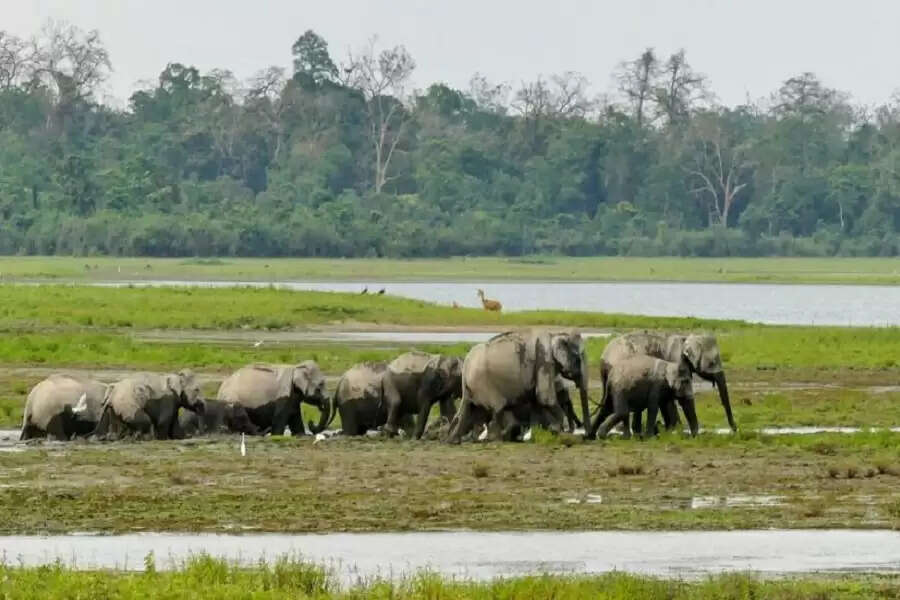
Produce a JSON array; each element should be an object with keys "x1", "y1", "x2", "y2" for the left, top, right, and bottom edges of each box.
[
  {"x1": 4, "y1": 530, "x2": 900, "y2": 581},
  {"x1": 92, "y1": 280, "x2": 900, "y2": 326}
]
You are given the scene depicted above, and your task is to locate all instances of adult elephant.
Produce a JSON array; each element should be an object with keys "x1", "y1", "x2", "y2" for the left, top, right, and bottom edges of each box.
[
  {"x1": 591, "y1": 355, "x2": 698, "y2": 439},
  {"x1": 93, "y1": 370, "x2": 205, "y2": 440},
  {"x1": 216, "y1": 362, "x2": 328, "y2": 436},
  {"x1": 596, "y1": 332, "x2": 736, "y2": 434},
  {"x1": 381, "y1": 351, "x2": 463, "y2": 439},
  {"x1": 20, "y1": 374, "x2": 108, "y2": 441},
  {"x1": 447, "y1": 328, "x2": 590, "y2": 443}
]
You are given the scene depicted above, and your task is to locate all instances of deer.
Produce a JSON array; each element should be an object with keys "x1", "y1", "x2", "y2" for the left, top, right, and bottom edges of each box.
[{"x1": 477, "y1": 289, "x2": 502, "y2": 312}]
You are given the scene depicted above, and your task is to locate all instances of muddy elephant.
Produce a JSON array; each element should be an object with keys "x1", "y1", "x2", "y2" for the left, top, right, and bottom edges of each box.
[
  {"x1": 93, "y1": 370, "x2": 205, "y2": 440},
  {"x1": 597, "y1": 332, "x2": 735, "y2": 433},
  {"x1": 174, "y1": 399, "x2": 258, "y2": 438},
  {"x1": 591, "y1": 355, "x2": 698, "y2": 439},
  {"x1": 380, "y1": 352, "x2": 463, "y2": 439},
  {"x1": 327, "y1": 362, "x2": 390, "y2": 436},
  {"x1": 447, "y1": 328, "x2": 590, "y2": 443},
  {"x1": 20, "y1": 374, "x2": 108, "y2": 440},
  {"x1": 216, "y1": 362, "x2": 328, "y2": 436}
]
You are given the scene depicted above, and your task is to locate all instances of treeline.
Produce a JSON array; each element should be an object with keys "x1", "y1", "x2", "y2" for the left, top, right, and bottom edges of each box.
[{"x1": 0, "y1": 22, "x2": 898, "y2": 257}]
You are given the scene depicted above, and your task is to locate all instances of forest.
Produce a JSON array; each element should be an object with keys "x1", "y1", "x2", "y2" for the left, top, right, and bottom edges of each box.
[{"x1": 0, "y1": 21, "x2": 898, "y2": 258}]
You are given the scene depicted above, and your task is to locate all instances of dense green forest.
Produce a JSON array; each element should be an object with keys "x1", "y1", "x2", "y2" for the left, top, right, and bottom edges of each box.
[{"x1": 0, "y1": 22, "x2": 898, "y2": 257}]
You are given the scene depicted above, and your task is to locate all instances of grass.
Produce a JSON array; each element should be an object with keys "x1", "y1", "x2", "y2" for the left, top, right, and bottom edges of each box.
[
  {"x1": 5, "y1": 432, "x2": 900, "y2": 534},
  {"x1": 3, "y1": 256, "x2": 900, "y2": 284},
  {"x1": 5, "y1": 559, "x2": 900, "y2": 599},
  {"x1": 0, "y1": 283, "x2": 752, "y2": 330}
]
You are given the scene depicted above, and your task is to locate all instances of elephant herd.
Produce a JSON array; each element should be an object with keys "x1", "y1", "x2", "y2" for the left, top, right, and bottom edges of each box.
[{"x1": 19, "y1": 328, "x2": 737, "y2": 443}]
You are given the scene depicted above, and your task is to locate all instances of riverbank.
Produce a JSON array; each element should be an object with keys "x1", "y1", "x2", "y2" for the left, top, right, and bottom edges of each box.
[
  {"x1": 5, "y1": 557, "x2": 900, "y2": 599},
  {"x1": 2, "y1": 256, "x2": 900, "y2": 285}
]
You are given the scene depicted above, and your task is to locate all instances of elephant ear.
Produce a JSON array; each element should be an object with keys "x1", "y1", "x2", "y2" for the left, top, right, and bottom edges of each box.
[
  {"x1": 275, "y1": 367, "x2": 295, "y2": 400},
  {"x1": 292, "y1": 364, "x2": 314, "y2": 397},
  {"x1": 534, "y1": 332, "x2": 558, "y2": 407},
  {"x1": 166, "y1": 373, "x2": 184, "y2": 399},
  {"x1": 684, "y1": 335, "x2": 722, "y2": 375}
]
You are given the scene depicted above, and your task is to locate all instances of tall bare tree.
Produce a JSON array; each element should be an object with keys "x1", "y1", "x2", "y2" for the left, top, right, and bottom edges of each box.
[
  {"x1": 654, "y1": 50, "x2": 709, "y2": 126},
  {"x1": 341, "y1": 37, "x2": 415, "y2": 193},
  {"x1": 0, "y1": 31, "x2": 36, "y2": 90},
  {"x1": 615, "y1": 48, "x2": 658, "y2": 127},
  {"x1": 29, "y1": 20, "x2": 110, "y2": 130},
  {"x1": 686, "y1": 110, "x2": 755, "y2": 227}
]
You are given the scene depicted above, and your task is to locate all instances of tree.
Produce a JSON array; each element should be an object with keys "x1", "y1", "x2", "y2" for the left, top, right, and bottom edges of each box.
[
  {"x1": 654, "y1": 50, "x2": 709, "y2": 126},
  {"x1": 341, "y1": 37, "x2": 415, "y2": 193},
  {"x1": 686, "y1": 109, "x2": 755, "y2": 227},
  {"x1": 291, "y1": 30, "x2": 337, "y2": 86},
  {"x1": 30, "y1": 20, "x2": 111, "y2": 130},
  {"x1": 615, "y1": 48, "x2": 658, "y2": 127}
]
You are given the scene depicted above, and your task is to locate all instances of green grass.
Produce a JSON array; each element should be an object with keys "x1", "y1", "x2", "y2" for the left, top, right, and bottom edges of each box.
[
  {"x1": 3, "y1": 559, "x2": 900, "y2": 599},
  {"x1": 0, "y1": 283, "x2": 751, "y2": 330},
  {"x1": 3, "y1": 256, "x2": 900, "y2": 284}
]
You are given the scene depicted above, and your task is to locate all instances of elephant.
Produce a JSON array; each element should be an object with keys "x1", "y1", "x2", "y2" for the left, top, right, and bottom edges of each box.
[
  {"x1": 591, "y1": 355, "x2": 698, "y2": 439},
  {"x1": 20, "y1": 374, "x2": 108, "y2": 441},
  {"x1": 596, "y1": 332, "x2": 736, "y2": 434},
  {"x1": 93, "y1": 370, "x2": 205, "y2": 440},
  {"x1": 447, "y1": 328, "x2": 590, "y2": 443},
  {"x1": 328, "y1": 362, "x2": 391, "y2": 436},
  {"x1": 216, "y1": 362, "x2": 328, "y2": 436},
  {"x1": 380, "y1": 351, "x2": 463, "y2": 439},
  {"x1": 327, "y1": 353, "x2": 463, "y2": 438},
  {"x1": 174, "y1": 399, "x2": 258, "y2": 438}
]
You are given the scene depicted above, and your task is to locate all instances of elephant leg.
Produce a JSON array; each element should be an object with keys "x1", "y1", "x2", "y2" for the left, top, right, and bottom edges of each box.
[
  {"x1": 45, "y1": 414, "x2": 70, "y2": 442},
  {"x1": 128, "y1": 409, "x2": 154, "y2": 440},
  {"x1": 630, "y1": 410, "x2": 643, "y2": 438},
  {"x1": 447, "y1": 396, "x2": 474, "y2": 444},
  {"x1": 381, "y1": 379, "x2": 403, "y2": 437},
  {"x1": 594, "y1": 390, "x2": 628, "y2": 439},
  {"x1": 642, "y1": 401, "x2": 660, "y2": 440},
  {"x1": 413, "y1": 400, "x2": 433, "y2": 440},
  {"x1": 288, "y1": 411, "x2": 306, "y2": 437},
  {"x1": 339, "y1": 406, "x2": 360, "y2": 436}
]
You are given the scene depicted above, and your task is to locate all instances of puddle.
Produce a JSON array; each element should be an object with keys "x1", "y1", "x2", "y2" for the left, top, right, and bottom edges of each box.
[
  {"x1": 690, "y1": 496, "x2": 785, "y2": 509},
  {"x1": 3, "y1": 530, "x2": 900, "y2": 581}
]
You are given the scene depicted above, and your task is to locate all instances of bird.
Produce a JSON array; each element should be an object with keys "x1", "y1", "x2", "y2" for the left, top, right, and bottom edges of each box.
[
  {"x1": 240, "y1": 433, "x2": 247, "y2": 457},
  {"x1": 360, "y1": 286, "x2": 368, "y2": 295},
  {"x1": 377, "y1": 288, "x2": 385, "y2": 295},
  {"x1": 252, "y1": 340, "x2": 264, "y2": 348},
  {"x1": 73, "y1": 393, "x2": 88, "y2": 414}
]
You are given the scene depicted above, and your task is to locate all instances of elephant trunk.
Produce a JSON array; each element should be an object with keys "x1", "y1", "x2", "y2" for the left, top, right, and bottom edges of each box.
[
  {"x1": 578, "y1": 367, "x2": 590, "y2": 439},
  {"x1": 309, "y1": 392, "x2": 336, "y2": 434},
  {"x1": 714, "y1": 372, "x2": 737, "y2": 432}
]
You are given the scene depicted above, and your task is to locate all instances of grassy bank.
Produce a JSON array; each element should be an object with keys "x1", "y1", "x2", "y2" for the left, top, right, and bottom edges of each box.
[
  {"x1": 4, "y1": 559, "x2": 900, "y2": 600},
  {"x1": 0, "y1": 283, "x2": 749, "y2": 330},
  {"x1": 2, "y1": 256, "x2": 900, "y2": 284},
  {"x1": 4, "y1": 432, "x2": 900, "y2": 534}
]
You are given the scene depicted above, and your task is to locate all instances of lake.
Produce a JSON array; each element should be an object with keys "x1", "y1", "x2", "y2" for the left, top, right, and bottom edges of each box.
[{"x1": 95, "y1": 280, "x2": 900, "y2": 326}]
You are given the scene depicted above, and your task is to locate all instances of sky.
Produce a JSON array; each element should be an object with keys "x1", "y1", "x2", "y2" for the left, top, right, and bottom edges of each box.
[{"x1": 3, "y1": 0, "x2": 898, "y2": 108}]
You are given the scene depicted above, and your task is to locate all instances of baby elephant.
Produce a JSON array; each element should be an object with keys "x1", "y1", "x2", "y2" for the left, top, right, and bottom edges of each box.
[{"x1": 591, "y1": 355, "x2": 698, "y2": 439}]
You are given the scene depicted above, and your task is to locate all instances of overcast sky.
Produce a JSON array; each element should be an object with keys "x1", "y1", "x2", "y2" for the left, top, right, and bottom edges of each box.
[{"x1": 4, "y1": 0, "x2": 898, "y2": 108}]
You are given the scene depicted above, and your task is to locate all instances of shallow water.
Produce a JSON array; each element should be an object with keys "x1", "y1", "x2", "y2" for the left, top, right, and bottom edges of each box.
[
  {"x1": 3, "y1": 530, "x2": 900, "y2": 581},
  {"x1": 92, "y1": 280, "x2": 900, "y2": 326}
]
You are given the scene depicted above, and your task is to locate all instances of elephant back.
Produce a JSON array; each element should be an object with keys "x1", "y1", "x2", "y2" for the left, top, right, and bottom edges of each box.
[
  {"x1": 216, "y1": 364, "x2": 284, "y2": 409},
  {"x1": 338, "y1": 362, "x2": 386, "y2": 401}
]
